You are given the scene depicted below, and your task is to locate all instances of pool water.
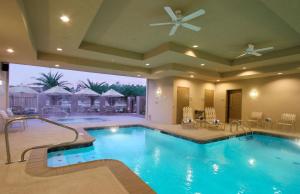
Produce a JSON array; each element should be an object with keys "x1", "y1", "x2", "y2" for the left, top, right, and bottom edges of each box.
[
  {"x1": 48, "y1": 126, "x2": 300, "y2": 194},
  {"x1": 54, "y1": 117, "x2": 106, "y2": 124}
]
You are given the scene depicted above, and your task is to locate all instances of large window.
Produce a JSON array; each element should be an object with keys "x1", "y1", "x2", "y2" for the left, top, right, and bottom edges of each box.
[{"x1": 9, "y1": 64, "x2": 146, "y2": 117}]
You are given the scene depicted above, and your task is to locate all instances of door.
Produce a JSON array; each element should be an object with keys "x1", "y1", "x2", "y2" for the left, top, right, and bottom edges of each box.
[
  {"x1": 204, "y1": 89, "x2": 214, "y2": 108},
  {"x1": 176, "y1": 87, "x2": 190, "y2": 124},
  {"x1": 226, "y1": 89, "x2": 242, "y2": 122}
]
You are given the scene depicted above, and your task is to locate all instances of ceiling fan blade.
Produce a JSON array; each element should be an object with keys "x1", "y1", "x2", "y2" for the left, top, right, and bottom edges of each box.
[
  {"x1": 150, "y1": 22, "x2": 174, "y2": 26},
  {"x1": 236, "y1": 53, "x2": 247, "y2": 58},
  {"x1": 251, "y1": 52, "x2": 262, "y2": 56},
  {"x1": 164, "y1": 6, "x2": 178, "y2": 21},
  {"x1": 181, "y1": 9, "x2": 205, "y2": 22},
  {"x1": 181, "y1": 23, "x2": 201, "y2": 31},
  {"x1": 254, "y1": 47, "x2": 274, "y2": 52},
  {"x1": 169, "y1": 24, "x2": 179, "y2": 36}
]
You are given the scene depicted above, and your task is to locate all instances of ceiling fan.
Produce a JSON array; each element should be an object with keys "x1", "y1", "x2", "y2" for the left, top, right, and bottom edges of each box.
[
  {"x1": 236, "y1": 44, "x2": 274, "y2": 58},
  {"x1": 150, "y1": 6, "x2": 205, "y2": 36}
]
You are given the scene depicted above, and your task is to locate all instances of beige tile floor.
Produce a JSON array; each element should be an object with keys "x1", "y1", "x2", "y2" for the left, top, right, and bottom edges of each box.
[{"x1": 0, "y1": 115, "x2": 299, "y2": 194}]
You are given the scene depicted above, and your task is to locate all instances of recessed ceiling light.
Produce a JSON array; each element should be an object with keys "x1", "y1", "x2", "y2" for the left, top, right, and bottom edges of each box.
[
  {"x1": 60, "y1": 15, "x2": 70, "y2": 23},
  {"x1": 145, "y1": 63, "x2": 150, "y2": 66},
  {"x1": 54, "y1": 64, "x2": 60, "y2": 67},
  {"x1": 216, "y1": 80, "x2": 220, "y2": 82},
  {"x1": 277, "y1": 72, "x2": 283, "y2": 75},
  {"x1": 200, "y1": 63, "x2": 205, "y2": 66},
  {"x1": 192, "y1": 45, "x2": 198, "y2": 48},
  {"x1": 137, "y1": 74, "x2": 141, "y2": 77},
  {"x1": 6, "y1": 48, "x2": 14, "y2": 53},
  {"x1": 190, "y1": 75, "x2": 194, "y2": 78},
  {"x1": 242, "y1": 67, "x2": 247, "y2": 70},
  {"x1": 56, "y1": 48, "x2": 63, "y2": 51}
]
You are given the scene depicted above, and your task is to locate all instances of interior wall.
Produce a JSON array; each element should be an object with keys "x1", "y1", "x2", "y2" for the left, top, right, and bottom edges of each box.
[
  {"x1": 173, "y1": 78, "x2": 215, "y2": 123},
  {"x1": 215, "y1": 73, "x2": 300, "y2": 129},
  {"x1": 0, "y1": 71, "x2": 8, "y2": 110},
  {"x1": 146, "y1": 78, "x2": 174, "y2": 124},
  {"x1": 147, "y1": 77, "x2": 215, "y2": 124}
]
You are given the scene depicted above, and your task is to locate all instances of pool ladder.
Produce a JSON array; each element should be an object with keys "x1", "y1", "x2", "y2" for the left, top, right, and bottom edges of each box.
[{"x1": 4, "y1": 115, "x2": 79, "y2": 164}]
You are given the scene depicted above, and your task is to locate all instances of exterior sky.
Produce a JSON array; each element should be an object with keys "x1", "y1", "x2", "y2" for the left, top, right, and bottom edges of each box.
[{"x1": 9, "y1": 64, "x2": 147, "y2": 87}]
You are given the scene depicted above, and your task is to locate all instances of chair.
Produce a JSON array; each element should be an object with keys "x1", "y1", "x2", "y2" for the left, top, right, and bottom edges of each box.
[
  {"x1": 247, "y1": 112, "x2": 263, "y2": 127},
  {"x1": 7, "y1": 108, "x2": 28, "y2": 127},
  {"x1": 277, "y1": 113, "x2": 296, "y2": 130},
  {"x1": 0, "y1": 110, "x2": 26, "y2": 131},
  {"x1": 181, "y1": 107, "x2": 197, "y2": 129},
  {"x1": 204, "y1": 107, "x2": 225, "y2": 130}
]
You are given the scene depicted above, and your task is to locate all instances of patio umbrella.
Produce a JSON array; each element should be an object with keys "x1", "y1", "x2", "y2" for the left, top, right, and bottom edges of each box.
[
  {"x1": 9, "y1": 86, "x2": 39, "y2": 95},
  {"x1": 9, "y1": 86, "x2": 39, "y2": 111},
  {"x1": 101, "y1": 89, "x2": 124, "y2": 97},
  {"x1": 101, "y1": 89, "x2": 124, "y2": 106},
  {"x1": 42, "y1": 86, "x2": 72, "y2": 95},
  {"x1": 42, "y1": 86, "x2": 72, "y2": 105},
  {"x1": 74, "y1": 88, "x2": 99, "y2": 106}
]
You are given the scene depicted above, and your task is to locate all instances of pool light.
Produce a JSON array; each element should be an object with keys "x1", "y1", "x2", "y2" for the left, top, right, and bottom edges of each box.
[
  {"x1": 212, "y1": 163, "x2": 219, "y2": 173},
  {"x1": 110, "y1": 126, "x2": 119, "y2": 133},
  {"x1": 248, "y1": 158, "x2": 256, "y2": 166}
]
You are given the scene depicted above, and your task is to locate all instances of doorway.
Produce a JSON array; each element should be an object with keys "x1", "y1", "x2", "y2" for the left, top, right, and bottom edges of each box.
[
  {"x1": 226, "y1": 89, "x2": 242, "y2": 123},
  {"x1": 204, "y1": 89, "x2": 214, "y2": 108},
  {"x1": 176, "y1": 87, "x2": 190, "y2": 124}
]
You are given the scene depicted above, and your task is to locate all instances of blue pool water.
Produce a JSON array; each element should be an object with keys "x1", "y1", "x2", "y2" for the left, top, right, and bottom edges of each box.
[
  {"x1": 48, "y1": 126, "x2": 300, "y2": 194},
  {"x1": 54, "y1": 117, "x2": 106, "y2": 124}
]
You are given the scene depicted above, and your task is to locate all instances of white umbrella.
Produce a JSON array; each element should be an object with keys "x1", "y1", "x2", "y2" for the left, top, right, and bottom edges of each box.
[
  {"x1": 42, "y1": 86, "x2": 72, "y2": 106},
  {"x1": 101, "y1": 89, "x2": 124, "y2": 97},
  {"x1": 74, "y1": 88, "x2": 99, "y2": 96},
  {"x1": 43, "y1": 86, "x2": 72, "y2": 95},
  {"x1": 102, "y1": 89, "x2": 124, "y2": 106},
  {"x1": 75, "y1": 88, "x2": 99, "y2": 106},
  {"x1": 9, "y1": 86, "x2": 39, "y2": 95}
]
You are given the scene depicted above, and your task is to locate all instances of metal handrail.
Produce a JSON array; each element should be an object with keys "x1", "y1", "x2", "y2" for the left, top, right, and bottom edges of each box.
[{"x1": 4, "y1": 115, "x2": 79, "y2": 164}]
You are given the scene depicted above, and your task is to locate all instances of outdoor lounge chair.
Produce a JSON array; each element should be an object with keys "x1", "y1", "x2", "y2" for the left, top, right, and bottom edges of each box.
[
  {"x1": 0, "y1": 110, "x2": 26, "y2": 131},
  {"x1": 247, "y1": 112, "x2": 263, "y2": 127},
  {"x1": 204, "y1": 107, "x2": 225, "y2": 130},
  {"x1": 277, "y1": 113, "x2": 296, "y2": 130},
  {"x1": 181, "y1": 106, "x2": 197, "y2": 129}
]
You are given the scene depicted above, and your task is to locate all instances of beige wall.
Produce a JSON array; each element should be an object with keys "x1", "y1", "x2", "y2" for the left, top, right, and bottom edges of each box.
[
  {"x1": 173, "y1": 78, "x2": 215, "y2": 123},
  {"x1": 146, "y1": 78, "x2": 174, "y2": 124},
  {"x1": 147, "y1": 74, "x2": 300, "y2": 129},
  {"x1": 0, "y1": 71, "x2": 8, "y2": 110},
  {"x1": 215, "y1": 74, "x2": 300, "y2": 129},
  {"x1": 147, "y1": 77, "x2": 214, "y2": 124}
]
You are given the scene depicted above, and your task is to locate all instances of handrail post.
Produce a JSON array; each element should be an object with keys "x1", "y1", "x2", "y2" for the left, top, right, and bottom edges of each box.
[
  {"x1": 4, "y1": 121, "x2": 12, "y2": 164},
  {"x1": 4, "y1": 116, "x2": 79, "y2": 164}
]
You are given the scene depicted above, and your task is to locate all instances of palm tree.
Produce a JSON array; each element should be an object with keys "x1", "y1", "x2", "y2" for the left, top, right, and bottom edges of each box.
[
  {"x1": 79, "y1": 79, "x2": 108, "y2": 94},
  {"x1": 34, "y1": 72, "x2": 69, "y2": 90}
]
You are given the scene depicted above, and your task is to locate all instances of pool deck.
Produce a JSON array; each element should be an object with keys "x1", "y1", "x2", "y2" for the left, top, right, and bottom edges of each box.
[{"x1": 1, "y1": 115, "x2": 300, "y2": 194}]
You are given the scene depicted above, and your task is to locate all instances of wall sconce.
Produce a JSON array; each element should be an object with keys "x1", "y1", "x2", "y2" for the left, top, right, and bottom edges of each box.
[
  {"x1": 249, "y1": 89, "x2": 258, "y2": 99},
  {"x1": 155, "y1": 87, "x2": 162, "y2": 97},
  {"x1": 0, "y1": 80, "x2": 3, "y2": 86}
]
